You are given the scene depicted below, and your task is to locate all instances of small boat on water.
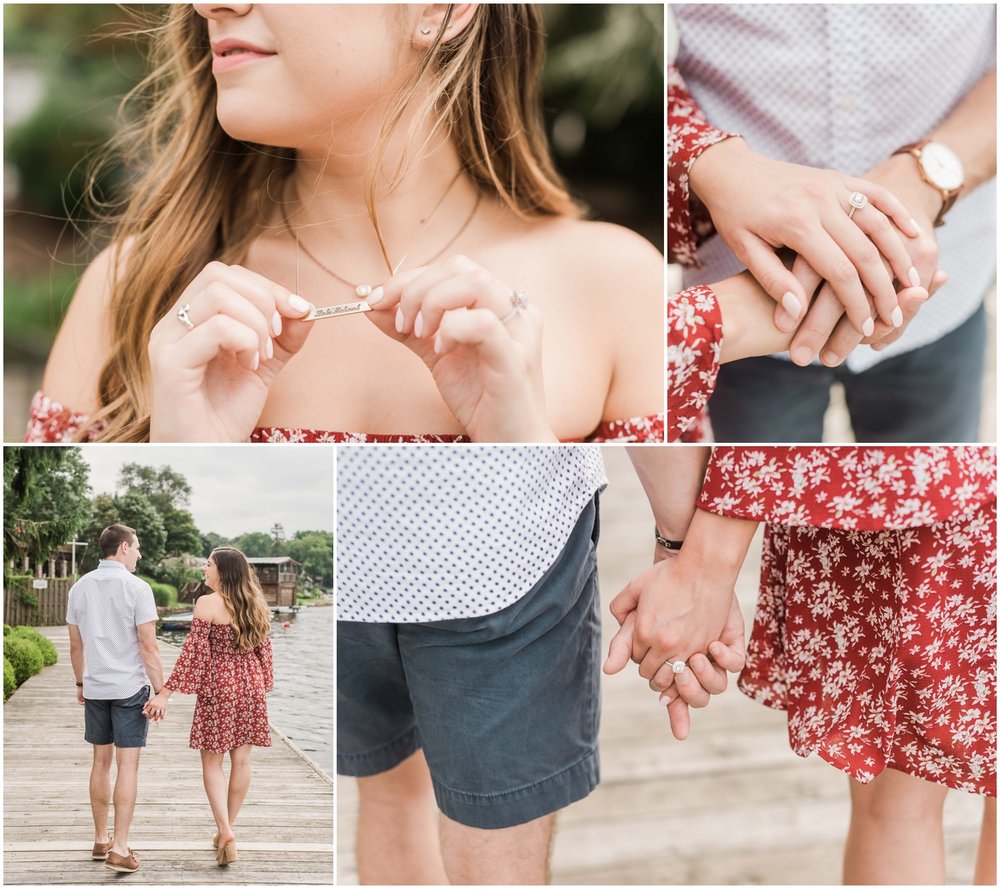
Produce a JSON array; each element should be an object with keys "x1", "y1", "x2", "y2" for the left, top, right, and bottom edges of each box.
[{"x1": 159, "y1": 612, "x2": 194, "y2": 630}]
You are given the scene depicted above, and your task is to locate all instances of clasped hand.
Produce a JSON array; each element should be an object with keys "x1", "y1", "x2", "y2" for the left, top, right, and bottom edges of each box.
[
  {"x1": 142, "y1": 693, "x2": 168, "y2": 723},
  {"x1": 604, "y1": 555, "x2": 746, "y2": 740}
]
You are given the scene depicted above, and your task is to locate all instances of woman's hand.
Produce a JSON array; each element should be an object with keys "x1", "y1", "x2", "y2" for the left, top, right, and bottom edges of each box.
[
  {"x1": 147, "y1": 262, "x2": 316, "y2": 441},
  {"x1": 689, "y1": 138, "x2": 921, "y2": 334},
  {"x1": 364, "y1": 255, "x2": 556, "y2": 442},
  {"x1": 142, "y1": 690, "x2": 170, "y2": 722},
  {"x1": 608, "y1": 554, "x2": 737, "y2": 685}
]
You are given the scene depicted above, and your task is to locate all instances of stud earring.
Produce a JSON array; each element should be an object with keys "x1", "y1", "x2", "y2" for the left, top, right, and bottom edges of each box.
[{"x1": 420, "y1": 26, "x2": 432, "y2": 35}]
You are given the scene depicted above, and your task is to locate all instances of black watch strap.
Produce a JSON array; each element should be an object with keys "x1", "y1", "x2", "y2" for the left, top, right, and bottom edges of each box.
[{"x1": 654, "y1": 528, "x2": 683, "y2": 551}]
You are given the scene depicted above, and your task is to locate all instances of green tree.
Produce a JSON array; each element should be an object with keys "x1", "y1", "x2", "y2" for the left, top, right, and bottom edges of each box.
[
  {"x1": 3, "y1": 447, "x2": 92, "y2": 570},
  {"x1": 80, "y1": 491, "x2": 167, "y2": 572},
  {"x1": 286, "y1": 531, "x2": 334, "y2": 590},
  {"x1": 232, "y1": 531, "x2": 274, "y2": 557},
  {"x1": 201, "y1": 532, "x2": 230, "y2": 557},
  {"x1": 116, "y1": 463, "x2": 201, "y2": 559}
]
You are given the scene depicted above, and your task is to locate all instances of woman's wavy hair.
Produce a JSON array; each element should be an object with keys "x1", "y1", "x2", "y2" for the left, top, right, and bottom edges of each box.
[
  {"x1": 84, "y1": 4, "x2": 579, "y2": 441},
  {"x1": 209, "y1": 547, "x2": 272, "y2": 651}
]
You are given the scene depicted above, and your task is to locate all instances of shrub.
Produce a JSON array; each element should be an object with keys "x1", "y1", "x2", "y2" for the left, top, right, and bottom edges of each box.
[
  {"x1": 3, "y1": 625, "x2": 11, "y2": 636},
  {"x1": 3, "y1": 658, "x2": 14, "y2": 700},
  {"x1": 10, "y1": 627, "x2": 57, "y2": 666},
  {"x1": 139, "y1": 576, "x2": 177, "y2": 608},
  {"x1": 3, "y1": 636, "x2": 44, "y2": 686}
]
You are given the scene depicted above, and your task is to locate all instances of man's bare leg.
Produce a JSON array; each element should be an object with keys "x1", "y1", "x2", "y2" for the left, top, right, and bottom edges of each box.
[
  {"x1": 355, "y1": 750, "x2": 447, "y2": 884},
  {"x1": 109, "y1": 747, "x2": 141, "y2": 857},
  {"x1": 439, "y1": 811, "x2": 556, "y2": 885},
  {"x1": 89, "y1": 744, "x2": 114, "y2": 843},
  {"x1": 974, "y1": 797, "x2": 997, "y2": 885},
  {"x1": 843, "y1": 768, "x2": 948, "y2": 884}
]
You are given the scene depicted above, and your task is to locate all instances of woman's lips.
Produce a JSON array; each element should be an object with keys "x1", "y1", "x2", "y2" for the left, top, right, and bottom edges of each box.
[{"x1": 212, "y1": 48, "x2": 276, "y2": 74}]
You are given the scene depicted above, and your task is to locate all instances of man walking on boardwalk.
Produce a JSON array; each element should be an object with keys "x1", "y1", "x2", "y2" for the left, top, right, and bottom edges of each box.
[{"x1": 67, "y1": 523, "x2": 166, "y2": 874}]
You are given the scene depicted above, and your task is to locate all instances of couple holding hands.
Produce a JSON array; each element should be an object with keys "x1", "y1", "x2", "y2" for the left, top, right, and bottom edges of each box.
[
  {"x1": 667, "y1": 4, "x2": 996, "y2": 442},
  {"x1": 336, "y1": 445, "x2": 996, "y2": 885}
]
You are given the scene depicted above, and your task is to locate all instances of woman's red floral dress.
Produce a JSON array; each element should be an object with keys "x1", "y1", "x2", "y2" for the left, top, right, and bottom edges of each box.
[
  {"x1": 699, "y1": 446, "x2": 997, "y2": 796},
  {"x1": 667, "y1": 64, "x2": 735, "y2": 441},
  {"x1": 165, "y1": 618, "x2": 274, "y2": 753},
  {"x1": 25, "y1": 391, "x2": 663, "y2": 443}
]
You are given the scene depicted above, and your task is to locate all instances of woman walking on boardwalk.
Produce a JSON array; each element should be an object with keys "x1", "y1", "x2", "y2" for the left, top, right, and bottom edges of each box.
[{"x1": 145, "y1": 547, "x2": 274, "y2": 865}]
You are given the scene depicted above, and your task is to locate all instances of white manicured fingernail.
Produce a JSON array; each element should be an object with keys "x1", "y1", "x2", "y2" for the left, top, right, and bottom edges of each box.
[
  {"x1": 781, "y1": 291, "x2": 801, "y2": 320},
  {"x1": 288, "y1": 294, "x2": 311, "y2": 314},
  {"x1": 862, "y1": 317, "x2": 875, "y2": 337},
  {"x1": 910, "y1": 217, "x2": 921, "y2": 233},
  {"x1": 908, "y1": 267, "x2": 920, "y2": 287},
  {"x1": 252, "y1": 351, "x2": 260, "y2": 371},
  {"x1": 367, "y1": 285, "x2": 383, "y2": 306},
  {"x1": 891, "y1": 306, "x2": 904, "y2": 328},
  {"x1": 659, "y1": 696, "x2": 672, "y2": 709},
  {"x1": 414, "y1": 311, "x2": 424, "y2": 338},
  {"x1": 395, "y1": 307, "x2": 405, "y2": 334},
  {"x1": 272, "y1": 311, "x2": 282, "y2": 336},
  {"x1": 434, "y1": 332, "x2": 443, "y2": 354},
  {"x1": 265, "y1": 337, "x2": 273, "y2": 360}
]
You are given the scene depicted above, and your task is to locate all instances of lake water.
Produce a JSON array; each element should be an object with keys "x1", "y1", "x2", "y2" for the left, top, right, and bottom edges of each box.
[{"x1": 159, "y1": 604, "x2": 333, "y2": 777}]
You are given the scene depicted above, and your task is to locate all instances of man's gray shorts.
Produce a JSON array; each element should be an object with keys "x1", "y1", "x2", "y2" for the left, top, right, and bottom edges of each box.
[
  {"x1": 337, "y1": 495, "x2": 601, "y2": 829},
  {"x1": 84, "y1": 686, "x2": 150, "y2": 747}
]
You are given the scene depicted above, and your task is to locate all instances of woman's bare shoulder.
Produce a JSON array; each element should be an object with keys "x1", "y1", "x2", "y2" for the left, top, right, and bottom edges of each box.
[
  {"x1": 514, "y1": 216, "x2": 663, "y2": 297},
  {"x1": 41, "y1": 240, "x2": 132, "y2": 412},
  {"x1": 194, "y1": 592, "x2": 229, "y2": 623}
]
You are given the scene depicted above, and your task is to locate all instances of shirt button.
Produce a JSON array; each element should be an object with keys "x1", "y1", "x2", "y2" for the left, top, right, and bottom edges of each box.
[{"x1": 837, "y1": 96, "x2": 856, "y2": 111}]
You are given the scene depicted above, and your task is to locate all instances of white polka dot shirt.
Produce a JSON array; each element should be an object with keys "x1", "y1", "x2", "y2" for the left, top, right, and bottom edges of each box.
[
  {"x1": 66, "y1": 560, "x2": 159, "y2": 699},
  {"x1": 675, "y1": 4, "x2": 997, "y2": 372},
  {"x1": 337, "y1": 446, "x2": 608, "y2": 622}
]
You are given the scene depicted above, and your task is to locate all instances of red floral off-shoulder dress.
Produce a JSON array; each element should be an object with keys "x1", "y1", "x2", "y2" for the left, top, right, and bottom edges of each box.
[
  {"x1": 165, "y1": 618, "x2": 274, "y2": 753},
  {"x1": 25, "y1": 392, "x2": 663, "y2": 444},
  {"x1": 699, "y1": 446, "x2": 997, "y2": 796}
]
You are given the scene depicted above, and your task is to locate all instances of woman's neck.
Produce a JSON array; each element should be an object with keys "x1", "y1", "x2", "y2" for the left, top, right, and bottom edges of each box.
[{"x1": 282, "y1": 133, "x2": 482, "y2": 282}]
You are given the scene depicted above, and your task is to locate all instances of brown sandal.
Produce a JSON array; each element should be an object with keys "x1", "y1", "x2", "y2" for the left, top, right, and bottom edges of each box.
[
  {"x1": 216, "y1": 839, "x2": 238, "y2": 866},
  {"x1": 212, "y1": 832, "x2": 219, "y2": 849},
  {"x1": 92, "y1": 835, "x2": 113, "y2": 860}
]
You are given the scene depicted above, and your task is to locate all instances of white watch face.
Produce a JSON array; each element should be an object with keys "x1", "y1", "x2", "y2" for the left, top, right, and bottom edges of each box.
[{"x1": 920, "y1": 142, "x2": 964, "y2": 191}]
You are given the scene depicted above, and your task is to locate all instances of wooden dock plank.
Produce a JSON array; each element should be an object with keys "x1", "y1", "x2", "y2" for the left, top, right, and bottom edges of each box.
[
  {"x1": 5, "y1": 630, "x2": 333, "y2": 885},
  {"x1": 335, "y1": 449, "x2": 986, "y2": 884}
]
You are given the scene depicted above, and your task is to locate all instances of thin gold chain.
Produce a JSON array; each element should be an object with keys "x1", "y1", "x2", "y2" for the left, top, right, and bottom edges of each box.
[{"x1": 283, "y1": 174, "x2": 481, "y2": 296}]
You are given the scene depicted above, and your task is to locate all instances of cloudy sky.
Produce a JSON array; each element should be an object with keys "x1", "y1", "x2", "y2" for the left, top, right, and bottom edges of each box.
[{"x1": 79, "y1": 446, "x2": 333, "y2": 538}]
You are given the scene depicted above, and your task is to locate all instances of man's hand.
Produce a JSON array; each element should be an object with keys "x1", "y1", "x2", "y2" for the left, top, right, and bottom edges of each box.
[
  {"x1": 77, "y1": 686, "x2": 84, "y2": 706},
  {"x1": 784, "y1": 154, "x2": 942, "y2": 364}
]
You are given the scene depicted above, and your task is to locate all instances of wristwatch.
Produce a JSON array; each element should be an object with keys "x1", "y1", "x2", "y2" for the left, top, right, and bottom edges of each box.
[{"x1": 892, "y1": 140, "x2": 964, "y2": 227}]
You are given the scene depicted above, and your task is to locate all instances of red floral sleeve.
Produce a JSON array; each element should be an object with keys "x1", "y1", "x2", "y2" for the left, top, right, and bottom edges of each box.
[
  {"x1": 667, "y1": 285, "x2": 722, "y2": 442},
  {"x1": 164, "y1": 618, "x2": 212, "y2": 695},
  {"x1": 667, "y1": 65, "x2": 737, "y2": 266},
  {"x1": 26, "y1": 391, "x2": 103, "y2": 442},
  {"x1": 586, "y1": 415, "x2": 664, "y2": 443},
  {"x1": 254, "y1": 636, "x2": 275, "y2": 693},
  {"x1": 698, "y1": 446, "x2": 997, "y2": 530}
]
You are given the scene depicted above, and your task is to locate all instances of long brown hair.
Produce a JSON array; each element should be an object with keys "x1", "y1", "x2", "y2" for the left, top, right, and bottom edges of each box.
[
  {"x1": 209, "y1": 547, "x2": 272, "y2": 651},
  {"x1": 84, "y1": 5, "x2": 579, "y2": 441}
]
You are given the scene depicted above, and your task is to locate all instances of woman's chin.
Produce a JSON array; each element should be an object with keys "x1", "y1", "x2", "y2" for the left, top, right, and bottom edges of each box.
[{"x1": 214, "y1": 106, "x2": 291, "y2": 148}]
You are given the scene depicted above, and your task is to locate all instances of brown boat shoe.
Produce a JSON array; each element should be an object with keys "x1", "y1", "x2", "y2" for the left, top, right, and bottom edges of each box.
[
  {"x1": 105, "y1": 848, "x2": 141, "y2": 873},
  {"x1": 91, "y1": 836, "x2": 113, "y2": 860}
]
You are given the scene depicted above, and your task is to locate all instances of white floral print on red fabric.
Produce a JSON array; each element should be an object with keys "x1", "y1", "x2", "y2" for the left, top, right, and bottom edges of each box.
[
  {"x1": 165, "y1": 618, "x2": 274, "y2": 753},
  {"x1": 27, "y1": 390, "x2": 663, "y2": 443},
  {"x1": 667, "y1": 285, "x2": 721, "y2": 442},
  {"x1": 667, "y1": 64, "x2": 737, "y2": 267},
  {"x1": 744, "y1": 502, "x2": 996, "y2": 796},
  {"x1": 699, "y1": 446, "x2": 997, "y2": 530}
]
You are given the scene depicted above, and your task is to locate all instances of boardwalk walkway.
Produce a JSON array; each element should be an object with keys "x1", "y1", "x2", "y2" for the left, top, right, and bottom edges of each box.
[
  {"x1": 4, "y1": 629, "x2": 333, "y2": 885},
  {"x1": 337, "y1": 448, "x2": 986, "y2": 884}
]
